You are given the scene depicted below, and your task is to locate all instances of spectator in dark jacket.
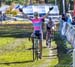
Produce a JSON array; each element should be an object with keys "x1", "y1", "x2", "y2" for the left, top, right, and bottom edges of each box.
[
  {"x1": 71, "y1": 16, "x2": 75, "y2": 25},
  {"x1": 62, "y1": 14, "x2": 67, "y2": 22},
  {"x1": 0, "y1": 11, "x2": 7, "y2": 21}
]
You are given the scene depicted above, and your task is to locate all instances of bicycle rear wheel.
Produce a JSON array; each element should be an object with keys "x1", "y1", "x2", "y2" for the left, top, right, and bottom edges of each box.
[{"x1": 47, "y1": 37, "x2": 51, "y2": 48}]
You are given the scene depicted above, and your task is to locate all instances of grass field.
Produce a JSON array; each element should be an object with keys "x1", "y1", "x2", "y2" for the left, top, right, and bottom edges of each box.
[
  {"x1": 0, "y1": 23, "x2": 72, "y2": 67},
  {"x1": 0, "y1": 37, "x2": 58, "y2": 67}
]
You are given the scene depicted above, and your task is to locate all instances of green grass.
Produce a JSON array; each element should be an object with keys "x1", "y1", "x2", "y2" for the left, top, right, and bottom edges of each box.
[
  {"x1": 0, "y1": 37, "x2": 15, "y2": 47},
  {"x1": 0, "y1": 51, "x2": 32, "y2": 62},
  {"x1": 0, "y1": 25, "x2": 72, "y2": 67},
  {"x1": 0, "y1": 36, "x2": 72, "y2": 67},
  {"x1": 0, "y1": 37, "x2": 58, "y2": 67}
]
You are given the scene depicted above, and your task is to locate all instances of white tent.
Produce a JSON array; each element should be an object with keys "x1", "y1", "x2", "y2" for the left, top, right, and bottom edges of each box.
[
  {"x1": 22, "y1": 4, "x2": 60, "y2": 22},
  {"x1": 0, "y1": 5, "x2": 9, "y2": 13}
]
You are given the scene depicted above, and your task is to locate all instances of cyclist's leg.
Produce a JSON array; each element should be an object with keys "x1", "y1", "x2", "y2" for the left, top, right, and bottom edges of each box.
[
  {"x1": 51, "y1": 29, "x2": 54, "y2": 38},
  {"x1": 39, "y1": 32, "x2": 43, "y2": 58},
  {"x1": 46, "y1": 30, "x2": 50, "y2": 46},
  {"x1": 31, "y1": 32, "x2": 35, "y2": 60},
  {"x1": 46, "y1": 31, "x2": 48, "y2": 46},
  {"x1": 31, "y1": 32, "x2": 35, "y2": 48},
  {"x1": 39, "y1": 39, "x2": 42, "y2": 58}
]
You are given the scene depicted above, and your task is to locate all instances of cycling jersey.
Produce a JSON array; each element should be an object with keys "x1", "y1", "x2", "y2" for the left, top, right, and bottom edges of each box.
[
  {"x1": 46, "y1": 23, "x2": 53, "y2": 31},
  {"x1": 30, "y1": 17, "x2": 44, "y2": 40},
  {"x1": 31, "y1": 17, "x2": 44, "y2": 31}
]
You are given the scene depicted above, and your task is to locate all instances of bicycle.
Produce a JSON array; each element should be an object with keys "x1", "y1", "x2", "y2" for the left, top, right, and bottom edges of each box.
[
  {"x1": 33, "y1": 34, "x2": 42, "y2": 60},
  {"x1": 46, "y1": 28, "x2": 54, "y2": 48}
]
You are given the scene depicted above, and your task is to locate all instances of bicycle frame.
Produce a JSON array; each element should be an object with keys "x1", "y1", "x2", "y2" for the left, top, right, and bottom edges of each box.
[
  {"x1": 33, "y1": 36, "x2": 41, "y2": 60},
  {"x1": 46, "y1": 29, "x2": 53, "y2": 48}
]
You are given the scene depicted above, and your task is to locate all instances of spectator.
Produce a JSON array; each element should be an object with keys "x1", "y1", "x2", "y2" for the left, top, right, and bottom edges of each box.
[
  {"x1": 71, "y1": 16, "x2": 75, "y2": 25},
  {"x1": 66, "y1": 13, "x2": 72, "y2": 24},
  {"x1": 2, "y1": 13, "x2": 7, "y2": 20},
  {"x1": 59, "y1": 14, "x2": 66, "y2": 32},
  {"x1": 60, "y1": 14, "x2": 67, "y2": 48},
  {"x1": 59, "y1": 14, "x2": 67, "y2": 36},
  {"x1": 62, "y1": 13, "x2": 67, "y2": 22},
  {"x1": 0, "y1": 11, "x2": 7, "y2": 21}
]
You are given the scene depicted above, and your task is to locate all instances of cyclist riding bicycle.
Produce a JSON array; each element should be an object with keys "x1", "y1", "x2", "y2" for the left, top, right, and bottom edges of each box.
[
  {"x1": 19, "y1": 7, "x2": 53, "y2": 58},
  {"x1": 46, "y1": 17, "x2": 54, "y2": 47}
]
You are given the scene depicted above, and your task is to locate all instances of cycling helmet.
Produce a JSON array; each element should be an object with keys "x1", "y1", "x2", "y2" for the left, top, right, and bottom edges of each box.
[{"x1": 34, "y1": 12, "x2": 39, "y2": 16}]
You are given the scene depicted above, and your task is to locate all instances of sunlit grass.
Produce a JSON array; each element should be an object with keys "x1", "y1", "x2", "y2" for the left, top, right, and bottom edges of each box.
[
  {"x1": 0, "y1": 37, "x2": 15, "y2": 47},
  {"x1": 0, "y1": 51, "x2": 32, "y2": 63},
  {"x1": 0, "y1": 26, "x2": 72, "y2": 67},
  {"x1": 0, "y1": 37, "x2": 58, "y2": 67},
  {"x1": 0, "y1": 36, "x2": 72, "y2": 67}
]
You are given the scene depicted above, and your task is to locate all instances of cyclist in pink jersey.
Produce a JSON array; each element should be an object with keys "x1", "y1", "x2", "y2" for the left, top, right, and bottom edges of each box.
[{"x1": 19, "y1": 7, "x2": 53, "y2": 58}]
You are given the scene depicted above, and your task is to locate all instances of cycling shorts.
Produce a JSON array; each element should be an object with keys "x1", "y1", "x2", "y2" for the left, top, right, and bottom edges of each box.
[{"x1": 31, "y1": 30, "x2": 43, "y2": 40}]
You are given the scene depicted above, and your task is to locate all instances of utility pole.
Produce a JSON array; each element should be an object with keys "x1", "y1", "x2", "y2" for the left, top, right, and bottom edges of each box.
[
  {"x1": 55, "y1": 0, "x2": 57, "y2": 5},
  {"x1": 62, "y1": 0, "x2": 66, "y2": 14}
]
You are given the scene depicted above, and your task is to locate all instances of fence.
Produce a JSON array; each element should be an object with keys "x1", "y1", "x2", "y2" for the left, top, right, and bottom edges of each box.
[
  {"x1": 65, "y1": 23, "x2": 75, "y2": 48},
  {"x1": 59, "y1": 20, "x2": 75, "y2": 67}
]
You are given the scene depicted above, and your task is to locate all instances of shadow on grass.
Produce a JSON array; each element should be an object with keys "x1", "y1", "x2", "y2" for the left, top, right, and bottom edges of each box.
[
  {"x1": 54, "y1": 32, "x2": 72, "y2": 67},
  {"x1": 0, "y1": 60, "x2": 34, "y2": 65},
  {"x1": 0, "y1": 32, "x2": 32, "y2": 38},
  {"x1": 43, "y1": 55, "x2": 57, "y2": 58}
]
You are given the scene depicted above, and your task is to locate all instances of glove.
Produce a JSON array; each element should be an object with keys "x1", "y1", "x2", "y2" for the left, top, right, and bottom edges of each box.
[{"x1": 49, "y1": 7, "x2": 53, "y2": 11}]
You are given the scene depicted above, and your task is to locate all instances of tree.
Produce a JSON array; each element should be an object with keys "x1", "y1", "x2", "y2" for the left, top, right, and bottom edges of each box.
[
  {"x1": 5, "y1": 0, "x2": 12, "y2": 5},
  {"x1": 0, "y1": 0, "x2": 2, "y2": 7},
  {"x1": 57, "y1": 0, "x2": 63, "y2": 14},
  {"x1": 69, "y1": 0, "x2": 73, "y2": 10}
]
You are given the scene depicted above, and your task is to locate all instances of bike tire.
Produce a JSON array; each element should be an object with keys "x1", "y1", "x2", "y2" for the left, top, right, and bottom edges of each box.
[
  {"x1": 47, "y1": 37, "x2": 51, "y2": 48},
  {"x1": 33, "y1": 38, "x2": 42, "y2": 60},
  {"x1": 35, "y1": 39, "x2": 39, "y2": 60},
  {"x1": 33, "y1": 43, "x2": 35, "y2": 61}
]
